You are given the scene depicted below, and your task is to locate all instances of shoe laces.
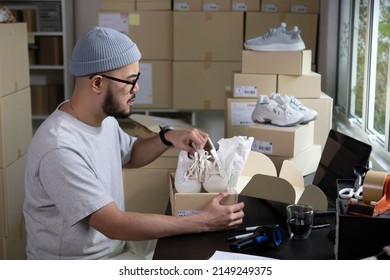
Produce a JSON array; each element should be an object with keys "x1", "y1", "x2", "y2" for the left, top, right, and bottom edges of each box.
[
  {"x1": 198, "y1": 150, "x2": 223, "y2": 182},
  {"x1": 184, "y1": 152, "x2": 200, "y2": 180}
]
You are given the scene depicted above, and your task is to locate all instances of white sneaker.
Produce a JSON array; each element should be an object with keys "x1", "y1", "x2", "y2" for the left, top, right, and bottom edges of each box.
[
  {"x1": 174, "y1": 150, "x2": 202, "y2": 193},
  {"x1": 198, "y1": 138, "x2": 229, "y2": 193},
  {"x1": 251, "y1": 95, "x2": 304, "y2": 126},
  {"x1": 271, "y1": 93, "x2": 318, "y2": 123},
  {"x1": 244, "y1": 22, "x2": 305, "y2": 52}
]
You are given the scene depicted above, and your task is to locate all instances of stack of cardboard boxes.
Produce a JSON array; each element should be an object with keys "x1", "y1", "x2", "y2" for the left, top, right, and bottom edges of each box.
[
  {"x1": 226, "y1": 8, "x2": 333, "y2": 176},
  {"x1": 0, "y1": 23, "x2": 32, "y2": 259}
]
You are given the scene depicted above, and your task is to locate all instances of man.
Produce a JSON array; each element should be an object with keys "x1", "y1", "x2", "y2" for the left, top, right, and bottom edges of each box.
[{"x1": 23, "y1": 26, "x2": 245, "y2": 260}]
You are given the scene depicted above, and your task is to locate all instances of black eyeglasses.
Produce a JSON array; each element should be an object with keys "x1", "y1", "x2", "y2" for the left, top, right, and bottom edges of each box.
[{"x1": 89, "y1": 72, "x2": 141, "y2": 92}]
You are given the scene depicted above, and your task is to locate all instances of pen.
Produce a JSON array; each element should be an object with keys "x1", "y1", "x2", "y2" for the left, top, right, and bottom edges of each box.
[
  {"x1": 226, "y1": 232, "x2": 253, "y2": 241},
  {"x1": 237, "y1": 224, "x2": 279, "y2": 232},
  {"x1": 237, "y1": 226, "x2": 259, "y2": 232},
  {"x1": 312, "y1": 223, "x2": 330, "y2": 229}
]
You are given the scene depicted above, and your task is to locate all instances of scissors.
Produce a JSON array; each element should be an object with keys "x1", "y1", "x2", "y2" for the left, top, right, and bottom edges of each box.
[{"x1": 339, "y1": 185, "x2": 363, "y2": 200}]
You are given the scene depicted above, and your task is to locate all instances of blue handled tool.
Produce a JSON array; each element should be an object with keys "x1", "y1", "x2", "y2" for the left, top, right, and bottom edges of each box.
[{"x1": 229, "y1": 225, "x2": 282, "y2": 253}]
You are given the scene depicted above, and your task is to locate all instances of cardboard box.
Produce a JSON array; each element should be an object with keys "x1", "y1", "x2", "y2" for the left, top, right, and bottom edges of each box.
[
  {"x1": 136, "y1": 0, "x2": 172, "y2": 11},
  {"x1": 248, "y1": 121, "x2": 314, "y2": 157},
  {"x1": 98, "y1": 11, "x2": 172, "y2": 60},
  {"x1": 231, "y1": 0, "x2": 261, "y2": 11},
  {"x1": 277, "y1": 72, "x2": 321, "y2": 98},
  {"x1": 0, "y1": 23, "x2": 30, "y2": 97},
  {"x1": 242, "y1": 49, "x2": 312, "y2": 75},
  {"x1": 268, "y1": 144, "x2": 321, "y2": 176},
  {"x1": 169, "y1": 172, "x2": 238, "y2": 216},
  {"x1": 261, "y1": 0, "x2": 290, "y2": 13},
  {"x1": 225, "y1": 97, "x2": 257, "y2": 138},
  {"x1": 100, "y1": 0, "x2": 136, "y2": 12},
  {"x1": 336, "y1": 179, "x2": 390, "y2": 260},
  {"x1": 173, "y1": 0, "x2": 203, "y2": 11},
  {"x1": 173, "y1": 61, "x2": 241, "y2": 110},
  {"x1": 173, "y1": 11, "x2": 244, "y2": 61},
  {"x1": 0, "y1": 87, "x2": 32, "y2": 168},
  {"x1": 123, "y1": 168, "x2": 172, "y2": 214},
  {"x1": 290, "y1": 0, "x2": 320, "y2": 13},
  {"x1": 300, "y1": 93, "x2": 333, "y2": 151},
  {"x1": 202, "y1": 0, "x2": 231, "y2": 11},
  {"x1": 129, "y1": 113, "x2": 193, "y2": 136},
  {"x1": 169, "y1": 150, "x2": 328, "y2": 216},
  {"x1": 245, "y1": 12, "x2": 318, "y2": 63},
  {"x1": 233, "y1": 73, "x2": 277, "y2": 98},
  {"x1": 0, "y1": 156, "x2": 27, "y2": 259},
  {"x1": 133, "y1": 60, "x2": 173, "y2": 109}
]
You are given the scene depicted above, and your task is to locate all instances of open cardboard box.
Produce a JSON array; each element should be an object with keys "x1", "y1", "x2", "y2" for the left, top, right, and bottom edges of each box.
[{"x1": 169, "y1": 151, "x2": 328, "y2": 216}]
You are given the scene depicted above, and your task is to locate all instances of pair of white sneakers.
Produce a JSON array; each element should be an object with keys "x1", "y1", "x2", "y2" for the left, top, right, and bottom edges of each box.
[
  {"x1": 251, "y1": 93, "x2": 318, "y2": 127},
  {"x1": 174, "y1": 138, "x2": 229, "y2": 193},
  {"x1": 244, "y1": 22, "x2": 306, "y2": 52}
]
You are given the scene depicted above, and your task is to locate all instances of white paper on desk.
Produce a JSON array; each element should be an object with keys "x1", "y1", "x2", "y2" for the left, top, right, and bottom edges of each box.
[{"x1": 209, "y1": 250, "x2": 277, "y2": 260}]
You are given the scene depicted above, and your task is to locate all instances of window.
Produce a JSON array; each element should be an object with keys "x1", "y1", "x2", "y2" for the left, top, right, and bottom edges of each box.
[{"x1": 337, "y1": 0, "x2": 390, "y2": 169}]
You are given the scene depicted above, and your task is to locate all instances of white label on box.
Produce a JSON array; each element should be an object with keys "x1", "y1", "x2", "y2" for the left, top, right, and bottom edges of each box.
[
  {"x1": 176, "y1": 210, "x2": 201, "y2": 216},
  {"x1": 203, "y1": 3, "x2": 219, "y2": 11},
  {"x1": 235, "y1": 86, "x2": 257, "y2": 97},
  {"x1": 252, "y1": 140, "x2": 273, "y2": 154},
  {"x1": 137, "y1": 63, "x2": 153, "y2": 104},
  {"x1": 98, "y1": 12, "x2": 129, "y2": 34},
  {"x1": 231, "y1": 102, "x2": 256, "y2": 125},
  {"x1": 291, "y1": 5, "x2": 308, "y2": 13},
  {"x1": 232, "y1": 3, "x2": 248, "y2": 11},
  {"x1": 262, "y1": 4, "x2": 278, "y2": 12},
  {"x1": 174, "y1": 3, "x2": 190, "y2": 10}
]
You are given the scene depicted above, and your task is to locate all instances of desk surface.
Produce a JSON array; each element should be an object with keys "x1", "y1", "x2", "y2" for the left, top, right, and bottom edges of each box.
[{"x1": 153, "y1": 195, "x2": 336, "y2": 260}]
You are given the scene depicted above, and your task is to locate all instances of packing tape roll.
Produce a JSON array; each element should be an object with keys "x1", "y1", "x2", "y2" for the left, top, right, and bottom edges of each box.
[{"x1": 363, "y1": 170, "x2": 388, "y2": 204}]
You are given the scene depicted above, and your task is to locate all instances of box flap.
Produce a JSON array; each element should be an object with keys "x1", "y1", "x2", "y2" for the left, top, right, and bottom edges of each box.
[{"x1": 130, "y1": 114, "x2": 192, "y2": 133}]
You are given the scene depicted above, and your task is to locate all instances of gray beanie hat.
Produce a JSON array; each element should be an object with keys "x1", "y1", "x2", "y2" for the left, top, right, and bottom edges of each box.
[{"x1": 69, "y1": 26, "x2": 141, "y2": 76}]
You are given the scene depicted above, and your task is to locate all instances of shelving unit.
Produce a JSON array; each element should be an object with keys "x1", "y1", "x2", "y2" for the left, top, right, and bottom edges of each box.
[{"x1": 2, "y1": 0, "x2": 74, "y2": 129}]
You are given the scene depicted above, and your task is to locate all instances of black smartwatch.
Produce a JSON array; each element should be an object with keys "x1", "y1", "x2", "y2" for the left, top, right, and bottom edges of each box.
[{"x1": 159, "y1": 126, "x2": 174, "y2": 146}]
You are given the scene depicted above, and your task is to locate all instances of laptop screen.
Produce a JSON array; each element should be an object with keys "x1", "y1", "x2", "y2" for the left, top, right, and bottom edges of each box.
[{"x1": 312, "y1": 129, "x2": 372, "y2": 209}]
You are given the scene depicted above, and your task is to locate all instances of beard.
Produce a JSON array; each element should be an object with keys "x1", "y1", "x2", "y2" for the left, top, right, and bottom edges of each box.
[{"x1": 102, "y1": 88, "x2": 132, "y2": 119}]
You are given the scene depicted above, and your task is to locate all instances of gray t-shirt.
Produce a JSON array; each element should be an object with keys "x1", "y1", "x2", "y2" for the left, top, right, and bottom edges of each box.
[{"x1": 23, "y1": 104, "x2": 136, "y2": 259}]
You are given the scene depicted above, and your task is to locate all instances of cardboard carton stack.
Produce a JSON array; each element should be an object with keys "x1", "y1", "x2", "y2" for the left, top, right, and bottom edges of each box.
[
  {"x1": 172, "y1": 0, "x2": 243, "y2": 110},
  {"x1": 98, "y1": 0, "x2": 173, "y2": 109},
  {"x1": 0, "y1": 23, "x2": 33, "y2": 259},
  {"x1": 225, "y1": 0, "x2": 333, "y2": 176}
]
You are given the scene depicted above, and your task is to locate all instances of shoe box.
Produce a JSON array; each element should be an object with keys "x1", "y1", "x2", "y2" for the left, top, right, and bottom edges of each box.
[
  {"x1": 100, "y1": 0, "x2": 136, "y2": 12},
  {"x1": 173, "y1": 11, "x2": 243, "y2": 61},
  {"x1": 169, "y1": 150, "x2": 328, "y2": 216},
  {"x1": 260, "y1": 0, "x2": 320, "y2": 14},
  {"x1": 0, "y1": 155, "x2": 28, "y2": 260},
  {"x1": 261, "y1": 0, "x2": 290, "y2": 13},
  {"x1": 242, "y1": 49, "x2": 312, "y2": 75},
  {"x1": 0, "y1": 23, "x2": 30, "y2": 98},
  {"x1": 248, "y1": 121, "x2": 315, "y2": 158},
  {"x1": 277, "y1": 72, "x2": 322, "y2": 99},
  {"x1": 245, "y1": 12, "x2": 319, "y2": 63},
  {"x1": 136, "y1": 0, "x2": 172, "y2": 11},
  {"x1": 231, "y1": 0, "x2": 261, "y2": 11},
  {"x1": 173, "y1": 0, "x2": 203, "y2": 11},
  {"x1": 132, "y1": 61, "x2": 173, "y2": 109},
  {"x1": 173, "y1": 61, "x2": 241, "y2": 110},
  {"x1": 267, "y1": 144, "x2": 321, "y2": 176},
  {"x1": 226, "y1": 93, "x2": 332, "y2": 152},
  {"x1": 336, "y1": 179, "x2": 390, "y2": 260},
  {"x1": 233, "y1": 73, "x2": 277, "y2": 98}
]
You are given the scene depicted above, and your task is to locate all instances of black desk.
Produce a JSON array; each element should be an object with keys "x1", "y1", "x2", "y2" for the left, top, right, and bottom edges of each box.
[{"x1": 153, "y1": 195, "x2": 336, "y2": 260}]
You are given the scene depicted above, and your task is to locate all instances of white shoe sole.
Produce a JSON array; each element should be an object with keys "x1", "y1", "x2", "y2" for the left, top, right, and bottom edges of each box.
[{"x1": 244, "y1": 42, "x2": 306, "y2": 52}]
